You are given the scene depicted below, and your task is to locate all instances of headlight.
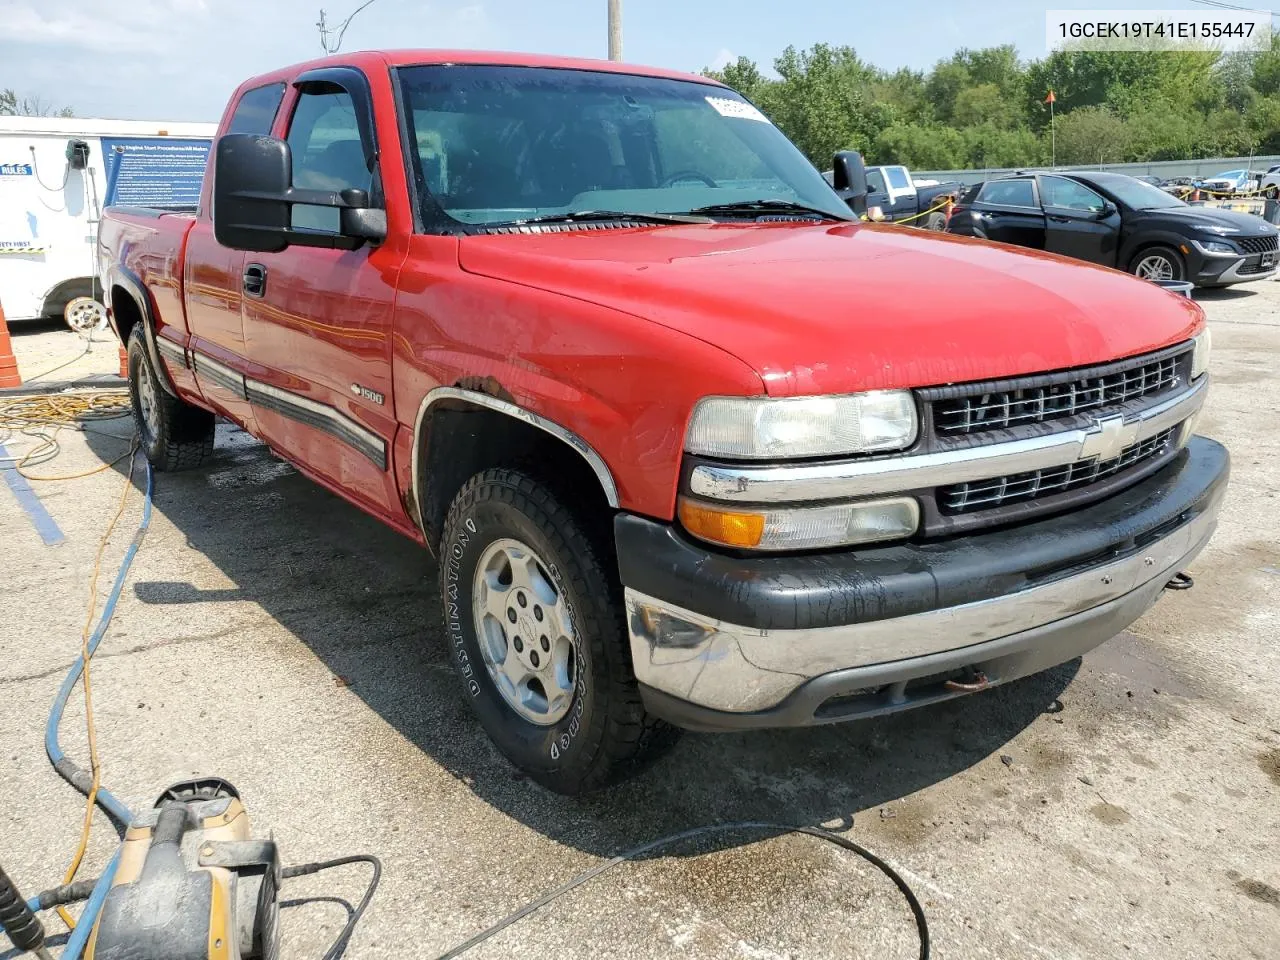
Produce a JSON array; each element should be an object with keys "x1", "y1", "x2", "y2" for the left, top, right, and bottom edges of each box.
[
  {"x1": 685, "y1": 391, "x2": 917, "y2": 460},
  {"x1": 1191, "y1": 328, "x2": 1211, "y2": 380},
  {"x1": 1199, "y1": 240, "x2": 1237, "y2": 255},
  {"x1": 678, "y1": 496, "x2": 919, "y2": 551}
]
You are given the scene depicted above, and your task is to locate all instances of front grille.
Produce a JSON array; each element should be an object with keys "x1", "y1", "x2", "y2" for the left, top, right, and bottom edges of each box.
[
  {"x1": 1239, "y1": 235, "x2": 1279, "y2": 254},
  {"x1": 932, "y1": 352, "x2": 1183, "y2": 435},
  {"x1": 1240, "y1": 259, "x2": 1274, "y2": 275},
  {"x1": 940, "y1": 426, "x2": 1177, "y2": 514}
]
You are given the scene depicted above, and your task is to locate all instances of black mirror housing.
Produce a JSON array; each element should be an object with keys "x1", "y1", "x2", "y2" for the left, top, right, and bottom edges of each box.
[
  {"x1": 214, "y1": 135, "x2": 293, "y2": 253},
  {"x1": 832, "y1": 150, "x2": 869, "y2": 216},
  {"x1": 213, "y1": 134, "x2": 387, "y2": 253}
]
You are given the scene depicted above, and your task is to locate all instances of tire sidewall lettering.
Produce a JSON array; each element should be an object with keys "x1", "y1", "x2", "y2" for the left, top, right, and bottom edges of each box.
[
  {"x1": 445, "y1": 504, "x2": 590, "y2": 766},
  {"x1": 444, "y1": 524, "x2": 477, "y2": 695}
]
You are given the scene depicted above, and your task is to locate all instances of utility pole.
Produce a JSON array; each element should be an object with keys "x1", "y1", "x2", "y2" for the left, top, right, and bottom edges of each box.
[{"x1": 608, "y1": 0, "x2": 623, "y2": 61}]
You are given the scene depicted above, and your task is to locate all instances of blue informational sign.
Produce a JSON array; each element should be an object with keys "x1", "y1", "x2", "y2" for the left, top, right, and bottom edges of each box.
[{"x1": 101, "y1": 137, "x2": 211, "y2": 209}]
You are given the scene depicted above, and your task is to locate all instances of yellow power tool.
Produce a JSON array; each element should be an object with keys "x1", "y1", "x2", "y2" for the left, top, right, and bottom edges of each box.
[{"x1": 86, "y1": 778, "x2": 281, "y2": 960}]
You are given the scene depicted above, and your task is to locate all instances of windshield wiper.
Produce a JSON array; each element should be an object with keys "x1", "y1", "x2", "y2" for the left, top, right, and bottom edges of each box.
[
  {"x1": 505, "y1": 210, "x2": 712, "y2": 226},
  {"x1": 685, "y1": 199, "x2": 848, "y2": 220}
]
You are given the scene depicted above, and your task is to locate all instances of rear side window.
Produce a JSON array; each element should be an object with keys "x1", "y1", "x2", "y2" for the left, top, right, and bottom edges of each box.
[
  {"x1": 286, "y1": 86, "x2": 373, "y2": 231},
  {"x1": 885, "y1": 166, "x2": 910, "y2": 190},
  {"x1": 978, "y1": 179, "x2": 1036, "y2": 207},
  {"x1": 226, "y1": 83, "x2": 286, "y2": 135}
]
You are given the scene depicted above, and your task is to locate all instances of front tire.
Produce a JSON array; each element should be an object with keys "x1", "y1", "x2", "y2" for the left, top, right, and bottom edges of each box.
[
  {"x1": 1129, "y1": 245, "x2": 1186, "y2": 283},
  {"x1": 439, "y1": 468, "x2": 677, "y2": 794},
  {"x1": 127, "y1": 328, "x2": 215, "y2": 471}
]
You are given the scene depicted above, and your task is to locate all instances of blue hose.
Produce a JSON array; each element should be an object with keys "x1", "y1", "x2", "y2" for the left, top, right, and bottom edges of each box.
[
  {"x1": 52, "y1": 852, "x2": 119, "y2": 960},
  {"x1": 27, "y1": 460, "x2": 153, "y2": 954},
  {"x1": 43, "y1": 460, "x2": 152, "y2": 832}
]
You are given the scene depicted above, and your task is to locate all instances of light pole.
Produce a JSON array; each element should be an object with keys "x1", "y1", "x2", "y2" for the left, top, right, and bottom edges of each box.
[{"x1": 608, "y1": 0, "x2": 622, "y2": 61}]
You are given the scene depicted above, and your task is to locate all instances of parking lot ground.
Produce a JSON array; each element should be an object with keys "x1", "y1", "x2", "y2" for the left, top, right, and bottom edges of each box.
[{"x1": 1, "y1": 290, "x2": 1278, "y2": 960}]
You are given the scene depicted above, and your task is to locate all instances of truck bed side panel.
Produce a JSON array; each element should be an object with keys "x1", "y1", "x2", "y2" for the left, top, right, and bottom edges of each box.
[{"x1": 100, "y1": 206, "x2": 201, "y2": 398}]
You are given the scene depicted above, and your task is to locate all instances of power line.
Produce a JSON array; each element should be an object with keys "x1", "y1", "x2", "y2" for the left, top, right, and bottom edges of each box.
[
  {"x1": 1188, "y1": 0, "x2": 1276, "y2": 16},
  {"x1": 317, "y1": 0, "x2": 382, "y2": 55}
]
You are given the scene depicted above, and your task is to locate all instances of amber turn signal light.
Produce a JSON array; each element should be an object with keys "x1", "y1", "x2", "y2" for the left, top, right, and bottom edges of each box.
[{"x1": 678, "y1": 499, "x2": 765, "y2": 548}]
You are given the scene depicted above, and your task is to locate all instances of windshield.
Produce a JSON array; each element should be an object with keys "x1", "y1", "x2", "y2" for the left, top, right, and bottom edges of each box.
[
  {"x1": 396, "y1": 64, "x2": 851, "y2": 226},
  {"x1": 1102, "y1": 177, "x2": 1187, "y2": 210},
  {"x1": 1209, "y1": 170, "x2": 1245, "y2": 179}
]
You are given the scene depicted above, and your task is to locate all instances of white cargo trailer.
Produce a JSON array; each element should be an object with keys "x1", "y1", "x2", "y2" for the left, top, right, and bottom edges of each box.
[{"x1": 0, "y1": 116, "x2": 215, "y2": 327}]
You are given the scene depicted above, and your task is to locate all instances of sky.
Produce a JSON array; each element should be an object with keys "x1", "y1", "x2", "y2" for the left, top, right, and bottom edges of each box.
[{"x1": 0, "y1": 0, "x2": 1253, "y2": 122}]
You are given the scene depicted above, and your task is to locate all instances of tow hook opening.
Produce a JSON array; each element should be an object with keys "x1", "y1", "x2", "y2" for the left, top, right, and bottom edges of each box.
[
  {"x1": 1165, "y1": 571, "x2": 1195, "y2": 591},
  {"x1": 943, "y1": 669, "x2": 991, "y2": 693}
]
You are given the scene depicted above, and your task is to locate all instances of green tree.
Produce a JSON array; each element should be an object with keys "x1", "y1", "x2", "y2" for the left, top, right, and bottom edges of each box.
[
  {"x1": 703, "y1": 36, "x2": 1280, "y2": 172},
  {"x1": 712, "y1": 57, "x2": 770, "y2": 104},
  {"x1": 1054, "y1": 106, "x2": 1130, "y2": 164},
  {"x1": 763, "y1": 44, "x2": 890, "y2": 163},
  {"x1": 0, "y1": 89, "x2": 73, "y2": 117},
  {"x1": 953, "y1": 83, "x2": 1020, "y2": 128},
  {"x1": 1247, "y1": 95, "x2": 1280, "y2": 153},
  {"x1": 873, "y1": 123, "x2": 966, "y2": 169}
]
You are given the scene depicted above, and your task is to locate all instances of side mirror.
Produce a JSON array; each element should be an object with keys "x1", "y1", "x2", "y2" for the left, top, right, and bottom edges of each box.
[
  {"x1": 213, "y1": 134, "x2": 386, "y2": 253},
  {"x1": 1096, "y1": 201, "x2": 1118, "y2": 220},
  {"x1": 832, "y1": 150, "x2": 869, "y2": 216}
]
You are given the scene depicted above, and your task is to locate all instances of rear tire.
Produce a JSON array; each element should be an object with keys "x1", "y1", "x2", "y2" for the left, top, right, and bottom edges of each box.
[
  {"x1": 127, "y1": 328, "x2": 215, "y2": 471},
  {"x1": 924, "y1": 211, "x2": 947, "y2": 231},
  {"x1": 439, "y1": 468, "x2": 678, "y2": 794},
  {"x1": 1129, "y1": 245, "x2": 1186, "y2": 283}
]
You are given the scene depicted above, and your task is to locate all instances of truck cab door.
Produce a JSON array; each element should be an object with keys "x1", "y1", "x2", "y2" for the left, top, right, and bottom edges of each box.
[
  {"x1": 1038, "y1": 175, "x2": 1121, "y2": 267},
  {"x1": 882, "y1": 165, "x2": 919, "y2": 221},
  {"x1": 184, "y1": 81, "x2": 288, "y2": 428},
  {"x1": 865, "y1": 168, "x2": 890, "y2": 218},
  {"x1": 239, "y1": 68, "x2": 404, "y2": 519}
]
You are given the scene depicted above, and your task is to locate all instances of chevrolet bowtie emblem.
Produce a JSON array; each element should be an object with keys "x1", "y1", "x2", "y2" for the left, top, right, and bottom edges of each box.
[{"x1": 1080, "y1": 414, "x2": 1140, "y2": 462}]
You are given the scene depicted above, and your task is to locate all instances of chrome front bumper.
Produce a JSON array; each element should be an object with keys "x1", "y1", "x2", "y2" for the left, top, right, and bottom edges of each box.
[{"x1": 621, "y1": 437, "x2": 1228, "y2": 729}]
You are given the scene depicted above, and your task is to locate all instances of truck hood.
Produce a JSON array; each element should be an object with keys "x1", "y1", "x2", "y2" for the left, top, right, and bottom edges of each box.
[{"x1": 458, "y1": 222, "x2": 1202, "y2": 396}]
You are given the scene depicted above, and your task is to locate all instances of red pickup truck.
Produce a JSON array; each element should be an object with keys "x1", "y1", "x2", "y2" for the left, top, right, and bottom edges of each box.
[{"x1": 99, "y1": 50, "x2": 1227, "y2": 794}]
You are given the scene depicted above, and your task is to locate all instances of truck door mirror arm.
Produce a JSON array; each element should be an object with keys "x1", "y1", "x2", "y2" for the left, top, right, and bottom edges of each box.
[{"x1": 213, "y1": 134, "x2": 386, "y2": 252}]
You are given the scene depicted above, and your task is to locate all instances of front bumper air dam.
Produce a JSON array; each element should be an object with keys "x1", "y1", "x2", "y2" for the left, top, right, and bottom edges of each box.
[{"x1": 618, "y1": 436, "x2": 1229, "y2": 731}]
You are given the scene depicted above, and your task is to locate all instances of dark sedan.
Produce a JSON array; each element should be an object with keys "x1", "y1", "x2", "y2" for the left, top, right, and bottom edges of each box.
[{"x1": 945, "y1": 171, "x2": 1279, "y2": 287}]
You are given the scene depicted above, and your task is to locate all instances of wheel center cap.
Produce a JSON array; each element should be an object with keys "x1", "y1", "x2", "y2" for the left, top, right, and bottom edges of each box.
[{"x1": 516, "y1": 614, "x2": 539, "y2": 658}]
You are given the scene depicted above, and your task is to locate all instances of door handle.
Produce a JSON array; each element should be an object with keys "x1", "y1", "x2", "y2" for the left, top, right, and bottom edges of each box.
[
  {"x1": 243, "y1": 263, "x2": 267, "y2": 299},
  {"x1": 1048, "y1": 215, "x2": 1070, "y2": 223}
]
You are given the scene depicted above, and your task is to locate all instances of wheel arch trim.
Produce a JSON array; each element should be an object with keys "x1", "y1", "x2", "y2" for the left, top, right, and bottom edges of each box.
[
  {"x1": 410, "y1": 387, "x2": 621, "y2": 536},
  {"x1": 105, "y1": 265, "x2": 178, "y2": 397}
]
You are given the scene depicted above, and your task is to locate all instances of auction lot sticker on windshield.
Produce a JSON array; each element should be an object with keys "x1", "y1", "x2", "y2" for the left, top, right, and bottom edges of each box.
[
  {"x1": 1047, "y1": 10, "x2": 1269, "y2": 52},
  {"x1": 706, "y1": 97, "x2": 770, "y2": 123}
]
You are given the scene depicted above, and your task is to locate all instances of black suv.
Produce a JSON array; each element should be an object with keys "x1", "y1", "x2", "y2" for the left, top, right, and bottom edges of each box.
[{"x1": 946, "y1": 171, "x2": 1278, "y2": 287}]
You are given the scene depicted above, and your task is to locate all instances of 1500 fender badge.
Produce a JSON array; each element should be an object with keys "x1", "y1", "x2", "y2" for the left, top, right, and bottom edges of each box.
[{"x1": 351, "y1": 383, "x2": 385, "y2": 405}]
